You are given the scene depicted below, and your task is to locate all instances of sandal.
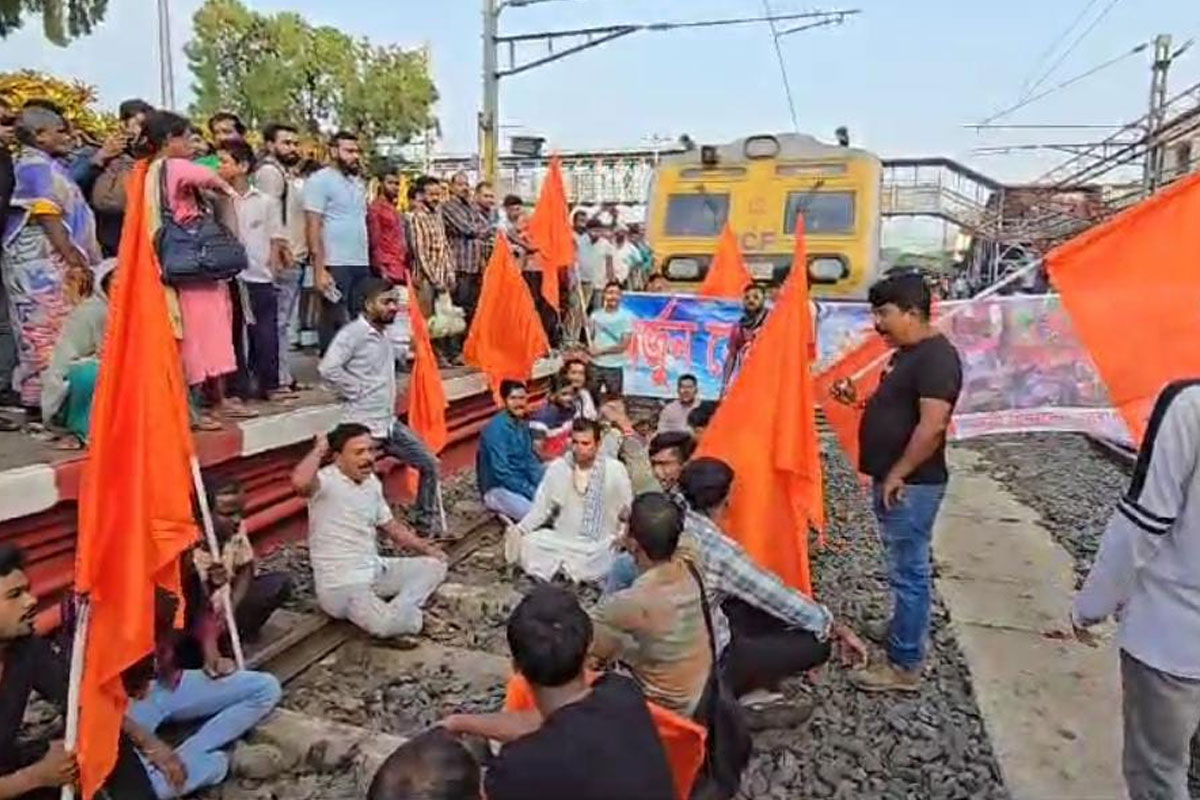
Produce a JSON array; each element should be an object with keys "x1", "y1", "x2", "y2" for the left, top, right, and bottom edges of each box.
[
  {"x1": 192, "y1": 416, "x2": 224, "y2": 432},
  {"x1": 52, "y1": 435, "x2": 85, "y2": 451},
  {"x1": 220, "y1": 400, "x2": 260, "y2": 419}
]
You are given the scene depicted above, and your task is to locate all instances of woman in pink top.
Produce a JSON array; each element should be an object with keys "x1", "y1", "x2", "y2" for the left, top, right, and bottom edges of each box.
[{"x1": 141, "y1": 111, "x2": 254, "y2": 428}]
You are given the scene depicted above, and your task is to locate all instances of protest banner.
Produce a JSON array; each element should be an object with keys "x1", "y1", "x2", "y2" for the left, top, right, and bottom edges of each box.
[{"x1": 622, "y1": 291, "x2": 1131, "y2": 445}]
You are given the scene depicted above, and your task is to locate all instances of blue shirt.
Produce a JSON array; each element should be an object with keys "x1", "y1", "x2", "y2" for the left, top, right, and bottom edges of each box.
[
  {"x1": 302, "y1": 166, "x2": 368, "y2": 266},
  {"x1": 589, "y1": 307, "x2": 635, "y2": 368},
  {"x1": 477, "y1": 412, "x2": 546, "y2": 500}
]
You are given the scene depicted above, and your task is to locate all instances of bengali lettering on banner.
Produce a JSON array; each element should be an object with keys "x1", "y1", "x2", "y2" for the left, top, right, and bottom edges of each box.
[
  {"x1": 622, "y1": 292, "x2": 743, "y2": 400},
  {"x1": 622, "y1": 292, "x2": 1132, "y2": 444}
]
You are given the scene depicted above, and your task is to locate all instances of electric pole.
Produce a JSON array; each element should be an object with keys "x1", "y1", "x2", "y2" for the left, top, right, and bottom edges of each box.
[
  {"x1": 478, "y1": 1, "x2": 859, "y2": 184},
  {"x1": 1144, "y1": 34, "x2": 1173, "y2": 193},
  {"x1": 156, "y1": 0, "x2": 176, "y2": 110}
]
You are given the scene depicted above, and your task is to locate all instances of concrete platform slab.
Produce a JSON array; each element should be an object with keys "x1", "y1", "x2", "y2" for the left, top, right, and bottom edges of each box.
[{"x1": 935, "y1": 448, "x2": 1124, "y2": 800}]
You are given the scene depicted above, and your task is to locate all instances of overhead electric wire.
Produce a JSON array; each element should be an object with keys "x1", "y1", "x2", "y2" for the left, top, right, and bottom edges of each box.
[
  {"x1": 1022, "y1": 0, "x2": 1127, "y2": 99},
  {"x1": 977, "y1": 41, "x2": 1148, "y2": 126},
  {"x1": 1017, "y1": 0, "x2": 1103, "y2": 100},
  {"x1": 761, "y1": 0, "x2": 800, "y2": 133}
]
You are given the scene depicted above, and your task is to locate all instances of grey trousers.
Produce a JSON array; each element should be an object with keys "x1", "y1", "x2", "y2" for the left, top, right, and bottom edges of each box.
[{"x1": 1122, "y1": 649, "x2": 1200, "y2": 800}]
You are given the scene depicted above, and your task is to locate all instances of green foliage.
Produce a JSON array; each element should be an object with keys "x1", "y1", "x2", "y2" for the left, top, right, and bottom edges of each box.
[
  {"x1": 0, "y1": 0, "x2": 107, "y2": 46},
  {"x1": 185, "y1": 0, "x2": 437, "y2": 147}
]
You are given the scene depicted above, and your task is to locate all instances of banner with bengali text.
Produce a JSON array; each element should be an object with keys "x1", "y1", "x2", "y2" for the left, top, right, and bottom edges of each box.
[{"x1": 622, "y1": 292, "x2": 1131, "y2": 444}]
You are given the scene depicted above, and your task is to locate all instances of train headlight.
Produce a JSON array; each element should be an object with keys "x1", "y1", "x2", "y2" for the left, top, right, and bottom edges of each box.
[
  {"x1": 664, "y1": 256, "x2": 708, "y2": 281},
  {"x1": 808, "y1": 256, "x2": 847, "y2": 282}
]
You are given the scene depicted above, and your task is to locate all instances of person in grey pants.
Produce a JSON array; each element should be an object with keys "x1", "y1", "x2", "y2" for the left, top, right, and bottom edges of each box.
[
  {"x1": 318, "y1": 279, "x2": 442, "y2": 535},
  {"x1": 1072, "y1": 380, "x2": 1200, "y2": 799}
]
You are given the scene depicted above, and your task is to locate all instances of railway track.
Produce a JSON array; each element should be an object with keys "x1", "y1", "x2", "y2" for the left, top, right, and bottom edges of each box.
[
  {"x1": 1085, "y1": 434, "x2": 1136, "y2": 470},
  {"x1": 251, "y1": 511, "x2": 503, "y2": 685}
]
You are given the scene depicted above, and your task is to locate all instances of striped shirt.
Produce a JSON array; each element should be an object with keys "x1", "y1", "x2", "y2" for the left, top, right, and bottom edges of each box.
[
  {"x1": 1074, "y1": 380, "x2": 1200, "y2": 679},
  {"x1": 440, "y1": 196, "x2": 491, "y2": 275}
]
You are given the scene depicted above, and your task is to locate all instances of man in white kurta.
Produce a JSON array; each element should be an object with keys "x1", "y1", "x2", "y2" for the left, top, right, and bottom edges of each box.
[{"x1": 506, "y1": 418, "x2": 633, "y2": 582}]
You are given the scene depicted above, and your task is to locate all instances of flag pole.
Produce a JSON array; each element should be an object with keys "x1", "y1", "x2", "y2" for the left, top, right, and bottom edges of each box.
[
  {"x1": 576, "y1": 281, "x2": 593, "y2": 349},
  {"x1": 60, "y1": 597, "x2": 89, "y2": 800},
  {"x1": 436, "y1": 481, "x2": 449, "y2": 537},
  {"x1": 189, "y1": 456, "x2": 246, "y2": 670},
  {"x1": 847, "y1": 257, "x2": 1045, "y2": 382}
]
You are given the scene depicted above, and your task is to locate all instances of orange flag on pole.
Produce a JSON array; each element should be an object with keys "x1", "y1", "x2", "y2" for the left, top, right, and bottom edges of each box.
[
  {"x1": 698, "y1": 223, "x2": 752, "y2": 299},
  {"x1": 526, "y1": 155, "x2": 575, "y2": 312},
  {"x1": 814, "y1": 333, "x2": 891, "y2": 477},
  {"x1": 1048, "y1": 171, "x2": 1200, "y2": 444},
  {"x1": 696, "y1": 217, "x2": 824, "y2": 593},
  {"x1": 75, "y1": 161, "x2": 199, "y2": 798},
  {"x1": 404, "y1": 293, "x2": 449, "y2": 494},
  {"x1": 464, "y1": 233, "x2": 550, "y2": 397}
]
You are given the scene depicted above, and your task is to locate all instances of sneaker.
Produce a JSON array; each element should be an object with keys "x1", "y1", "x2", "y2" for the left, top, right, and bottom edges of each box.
[
  {"x1": 849, "y1": 660, "x2": 922, "y2": 694},
  {"x1": 739, "y1": 691, "x2": 814, "y2": 731}
]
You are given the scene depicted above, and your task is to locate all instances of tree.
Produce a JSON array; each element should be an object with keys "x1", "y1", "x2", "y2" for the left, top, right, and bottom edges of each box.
[
  {"x1": 0, "y1": 0, "x2": 106, "y2": 46},
  {"x1": 185, "y1": 0, "x2": 436, "y2": 146}
]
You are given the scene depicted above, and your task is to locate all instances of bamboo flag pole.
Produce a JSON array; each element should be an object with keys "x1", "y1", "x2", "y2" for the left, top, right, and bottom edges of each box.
[
  {"x1": 190, "y1": 456, "x2": 245, "y2": 670},
  {"x1": 60, "y1": 597, "x2": 89, "y2": 800}
]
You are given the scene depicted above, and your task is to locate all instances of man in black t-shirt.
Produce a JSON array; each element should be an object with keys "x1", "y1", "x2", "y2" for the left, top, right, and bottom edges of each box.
[
  {"x1": 833, "y1": 272, "x2": 962, "y2": 694},
  {"x1": 443, "y1": 585, "x2": 676, "y2": 800},
  {"x1": 0, "y1": 545, "x2": 154, "y2": 799}
]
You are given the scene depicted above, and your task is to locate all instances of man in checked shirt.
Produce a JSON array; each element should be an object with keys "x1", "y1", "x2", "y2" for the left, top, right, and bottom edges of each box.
[
  {"x1": 441, "y1": 171, "x2": 492, "y2": 327},
  {"x1": 407, "y1": 175, "x2": 457, "y2": 365}
]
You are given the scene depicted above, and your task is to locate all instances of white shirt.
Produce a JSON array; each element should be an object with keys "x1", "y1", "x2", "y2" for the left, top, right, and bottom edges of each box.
[
  {"x1": 580, "y1": 237, "x2": 617, "y2": 285},
  {"x1": 612, "y1": 241, "x2": 639, "y2": 284},
  {"x1": 1073, "y1": 383, "x2": 1200, "y2": 678},
  {"x1": 231, "y1": 186, "x2": 286, "y2": 283},
  {"x1": 307, "y1": 464, "x2": 394, "y2": 593},
  {"x1": 318, "y1": 316, "x2": 397, "y2": 438}
]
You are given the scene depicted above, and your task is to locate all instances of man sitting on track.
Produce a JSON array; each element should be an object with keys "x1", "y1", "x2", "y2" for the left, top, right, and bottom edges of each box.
[
  {"x1": 291, "y1": 423, "x2": 448, "y2": 638},
  {"x1": 504, "y1": 418, "x2": 633, "y2": 583},
  {"x1": 477, "y1": 380, "x2": 545, "y2": 522}
]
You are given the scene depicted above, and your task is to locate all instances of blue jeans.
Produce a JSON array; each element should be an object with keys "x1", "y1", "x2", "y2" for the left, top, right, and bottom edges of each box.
[
  {"x1": 872, "y1": 482, "x2": 947, "y2": 670},
  {"x1": 381, "y1": 421, "x2": 441, "y2": 534},
  {"x1": 127, "y1": 669, "x2": 282, "y2": 798},
  {"x1": 483, "y1": 487, "x2": 532, "y2": 522},
  {"x1": 604, "y1": 551, "x2": 638, "y2": 595}
]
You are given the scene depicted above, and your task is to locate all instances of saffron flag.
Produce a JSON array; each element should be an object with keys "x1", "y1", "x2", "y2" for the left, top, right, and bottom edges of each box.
[
  {"x1": 526, "y1": 155, "x2": 574, "y2": 312},
  {"x1": 75, "y1": 161, "x2": 199, "y2": 798},
  {"x1": 404, "y1": 295, "x2": 449, "y2": 495},
  {"x1": 696, "y1": 217, "x2": 824, "y2": 593},
  {"x1": 814, "y1": 334, "x2": 890, "y2": 476},
  {"x1": 698, "y1": 223, "x2": 752, "y2": 299},
  {"x1": 464, "y1": 233, "x2": 550, "y2": 398},
  {"x1": 1048, "y1": 171, "x2": 1200, "y2": 445}
]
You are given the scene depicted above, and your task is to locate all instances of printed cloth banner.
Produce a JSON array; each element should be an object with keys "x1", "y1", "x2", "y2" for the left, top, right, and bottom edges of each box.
[
  {"x1": 624, "y1": 292, "x2": 743, "y2": 400},
  {"x1": 622, "y1": 292, "x2": 1131, "y2": 444}
]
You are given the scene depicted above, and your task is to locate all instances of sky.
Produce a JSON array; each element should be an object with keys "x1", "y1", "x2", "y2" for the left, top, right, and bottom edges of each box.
[{"x1": 2, "y1": 0, "x2": 1198, "y2": 186}]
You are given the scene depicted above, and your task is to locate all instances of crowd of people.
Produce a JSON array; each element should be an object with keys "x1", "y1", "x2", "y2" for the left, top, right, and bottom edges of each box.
[{"x1": 0, "y1": 94, "x2": 659, "y2": 447}]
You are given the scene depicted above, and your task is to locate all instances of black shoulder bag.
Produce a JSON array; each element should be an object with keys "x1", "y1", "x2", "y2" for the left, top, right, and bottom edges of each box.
[
  {"x1": 155, "y1": 161, "x2": 248, "y2": 286},
  {"x1": 685, "y1": 560, "x2": 752, "y2": 800}
]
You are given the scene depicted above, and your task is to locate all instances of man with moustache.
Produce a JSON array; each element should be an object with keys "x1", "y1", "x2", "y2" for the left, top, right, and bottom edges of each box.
[
  {"x1": 721, "y1": 282, "x2": 770, "y2": 393},
  {"x1": 367, "y1": 171, "x2": 409, "y2": 286},
  {"x1": 832, "y1": 271, "x2": 962, "y2": 693},
  {"x1": 318, "y1": 279, "x2": 443, "y2": 536},
  {"x1": 254, "y1": 123, "x2": 308, "y2": 391},
  {"x1": 304, "y1": 131, "x2": 370, "y2": 353},
  {"x1": 440, "y1": 171, "x2": 491, "y2": 324}
]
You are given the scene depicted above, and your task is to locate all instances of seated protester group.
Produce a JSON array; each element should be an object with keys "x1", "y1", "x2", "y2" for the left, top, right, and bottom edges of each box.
[
  {"x1": 367, "y1": 727, "x2": 484, "y2": 800},
  {"x1": 592, "y1": 493, "x2": 711, "y2": 718},
  {"x1": 0, "y1": 545, "x2": 156, "y2": 800},
  {"x1": 477, "y1": 380, "x2": 545, "y2": 522},
  {"x1": 318, "y1": 278, "x2": 442, "y2": 536},
  {"x1": 180, "y1": 477, "x2": 291, "y2": 674},
  {"x1": 597, "y1": 395, "x2": 658, "y2": 495},
  {"x1": 292, "y1": 423, "x2": 448, "y2": 638},
  {"x1": 679, "y1": 458, "x2": 868, "y2": 704},
  {"x1": 606, "y1": 431, "x2": 697, "y2": 594},
  {"x1": 443, "y1": 586, "x2": 676, "y2": 800},
  {"x1": 527, "y1": 373, "x2": 575, "y2": 461},
  {"x1": 38, "y1": 257, "x2": 117, "y2": 449},
  {"x1": 505, "y1": 418, "x2": 633, "y2": 583},
  {"x1": 123, "y1": 588, "x2": 281, "y2": 800}
]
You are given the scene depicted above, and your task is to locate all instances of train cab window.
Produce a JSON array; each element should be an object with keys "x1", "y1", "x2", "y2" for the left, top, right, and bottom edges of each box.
[
  {"x1": 664, "y1": 193, "x2": 729, "y2": 236},
  {"x1": 783, "y1": 191, "x2": 855, "y2": 234}
]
